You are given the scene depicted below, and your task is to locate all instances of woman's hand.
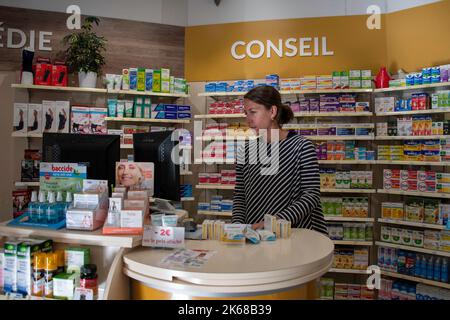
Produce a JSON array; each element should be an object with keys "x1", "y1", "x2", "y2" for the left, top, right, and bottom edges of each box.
[{"x1": 251, "y1": 221, "x2": 264, "y2": 230}]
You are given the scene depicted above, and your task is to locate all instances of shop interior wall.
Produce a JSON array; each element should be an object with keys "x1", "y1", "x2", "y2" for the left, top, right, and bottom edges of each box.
[{"x1": 0, "y1": 6, "x2": 185, "y2": 222}]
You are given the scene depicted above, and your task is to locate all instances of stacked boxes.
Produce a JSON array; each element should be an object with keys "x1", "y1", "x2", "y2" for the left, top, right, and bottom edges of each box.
[
  {"x1": 209, "y1": 99, "x2": 244, "y2": 114},
  {"x1": 300, "y1": 76, "x2": 317, "y2": 90},
  {"x1": 321, "y1": 196, "x2": 372, "y2": 218},
  {"x1": 382, "y1": 200, "x2": 448, "y2": 226},
  {"x1": 316, "y1": 141, "x2": 375, "y2": 161},
  {"x1": 150, "y1": 103, "x2": 191, "y2": 120},
  {"x1": 332, "y1": 248, "x2": 369, "y2": 270},
  {"x1": 197, "y1": 195, "x2": 233, "y2": 213},
  {"x1": 383, "y1": 169, "x2": 447, "y2": 193},
  {"x1": 328, "y1": 223, "x2": 372, "y2": 241}
]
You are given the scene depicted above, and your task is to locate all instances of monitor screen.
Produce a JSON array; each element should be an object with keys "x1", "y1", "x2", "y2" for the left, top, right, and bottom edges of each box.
[
  {"x1": 42, "y1": 133, "x2": 120, "y2": 191},
  {"x1": 133, "y1": 131, "x2": 180, "y2": 202}
]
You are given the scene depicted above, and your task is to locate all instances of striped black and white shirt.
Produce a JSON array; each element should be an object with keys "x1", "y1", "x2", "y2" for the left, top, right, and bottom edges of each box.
[{"x1": 232, "y1": 132, "x2": 328, "y2": 235}]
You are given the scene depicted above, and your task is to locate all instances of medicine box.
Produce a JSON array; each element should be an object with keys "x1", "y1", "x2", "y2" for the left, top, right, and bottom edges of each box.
[
  {"x1": 53, "y1": 273, "x2": 77, "y2": 300},
  {"x1": 71, "y1": 106, "x2": 91, "y2": 134},
  {"x1": 13, "y1": 103, "x2": 28, "y2": 135},
  {"x1": 65, "y1": 247, "x2": 90, "y2": 274},
  {"x1": 42, "y1": 100, "x2": 58, "y2": 133},
  {"x1": 55, "y1": 101, "x2": 70, "y2": 133},
  {"x1": 27, "y1": 103, "x2": 43, "y2": 136}
]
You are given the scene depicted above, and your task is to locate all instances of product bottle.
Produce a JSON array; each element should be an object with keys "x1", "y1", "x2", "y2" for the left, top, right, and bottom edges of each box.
[
  {"x1": 37, "y1": 191, "x2": 47, "y2": 224},
  {"x1": 441, "y1": 259, "x2": 449, "y2": 283},
  {"x1": 420, "y1": 255, "x2": 427, "y2": 278},
  {"x1": 375, "y1": 67, "x2": 391, "y2": 89},
  {"x1": 45, "y1": 253, "x2": 57, "y2": 298},
  {"x1": 46, "y1": 192, "x2": 58, "y2": 225},
  {"x1": 54, "y1": 250, "x2": 65, "y2": 274},
  {"x1": 28, "y1": 191, "x2": 39, "y2": 223},
  {"x1": 414, "y1": 254, "x2": 422, "y2": 277},
  {"x1": 63, "y1": 192, "x2": 73, "y2": 220},
  {"x1": 56, "y1": 191, "x2": 65, "y2": 222},
  {"x1": 32, "y1": 253, "x2": 46, "y2": 297},
  {"x1": 433, "y1": 257, "x2": 441, "y2": 282},
  {"x1": 80, "y1": 264, "x2": 98, "y2": 299},
  {"x1": 426, "y1": 256, "x2": 434, "y2": 280}
]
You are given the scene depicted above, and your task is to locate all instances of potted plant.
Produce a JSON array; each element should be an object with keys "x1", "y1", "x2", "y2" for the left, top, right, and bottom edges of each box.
[{"x1": 62, "y1": 16, "x2": 107, "y2": 88}]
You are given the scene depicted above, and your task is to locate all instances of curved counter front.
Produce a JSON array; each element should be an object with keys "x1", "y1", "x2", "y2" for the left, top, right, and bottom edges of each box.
[{"x1": 123, "y1": 229, "x2": 334, "y2": 300}]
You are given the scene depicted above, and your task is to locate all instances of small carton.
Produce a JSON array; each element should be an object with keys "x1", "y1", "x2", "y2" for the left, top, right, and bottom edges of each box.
[
  {"x1": 13, "y1": 103, "x2": 28, "y2": 135},
  {"x1": 42, "y1": 100, "x2": 58, "y2": 133},
  {"x1": 65, "y1": 247, "x2": 90, "y2": 274},
  {"x1": 27, "y1": 104, "x2": 42, "y2": 136},
  {"x1": 53, "y1": 273, "x2": 78, "y2": 300},
  {"x1": 55, "y1": 101, "x2": 70, "y2": 133}
]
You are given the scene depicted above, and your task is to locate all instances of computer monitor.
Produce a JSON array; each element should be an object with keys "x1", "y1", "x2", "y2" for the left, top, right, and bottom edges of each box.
[
  {"x1": 42, "y1": 133, "x2": 120, "y2": 191},
  {"x1": 133, "y1": 131, "x2": 180, "y2": 202}
]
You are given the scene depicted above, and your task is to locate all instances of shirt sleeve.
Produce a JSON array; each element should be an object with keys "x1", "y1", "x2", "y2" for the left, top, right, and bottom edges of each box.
[
  {"x1": 232, "y1": 145, "x2": 246, "y2": 224},
  {"x1": 275, "y1": 139, "x2": 321, "y2": 226}
]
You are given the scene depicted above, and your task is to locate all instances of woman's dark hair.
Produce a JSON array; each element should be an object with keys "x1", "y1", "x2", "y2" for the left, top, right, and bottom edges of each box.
[{"x1": 244, "y1": 85, "x2": 294, "y2": 127}]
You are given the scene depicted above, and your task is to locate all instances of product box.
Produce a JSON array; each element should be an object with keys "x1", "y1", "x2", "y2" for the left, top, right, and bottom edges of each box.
[
  {"x1": 53, "y1": 273, "x2": 77, "y2": 300},
  {"x1": 13, "y1": 103, "x2": 28, "y2": 135},
  {"x1": 137, "y1": 68, "x2": 145, "y2": 91},
  {"x1": 89, "y1": 107, "x2": 107, "y2": 134},
  {"x1": 65, "y1": 247, "x2": 90, "y2": 274},
  {"x1": 145, "y1": 69, "x2": 153, "y2": 91},
  {"x1": 55, "y1": 101, "x2": 70, "y2": 133},
  {"x1": 3, "y1": 241, "x2": 21, "y2": 293},
  {"x1": 71, "y1": 106, "x2": 91, "y2": 134},
  {"x1": 51, "y1": 62, "x2": 68, "y2": 87},
  {"x1": 129, "y1": 68, "x2": 138, "y2": 90},
  {"x1": 12, "y1": 189, "x2": 31, "y2": 218},
  {"x1": 42, "y1": 100, "x2": 58, "y2": 133},
  {"x1": 122, "y1": 69, "x2": 130, "y2": 90},
  {"x1": 16, "y1": 240, "x2": 42, "y2": 296},
  {"x1": 34, "y1": 58, "x2": 52, "y2": 85},
  {"x1": 152, "y1": 70, "x2": 161, "y2": 92},
  {"x1": 26, "y1": 104, "x2": 43, "y2": 136},
  {"x1": 120, "y1": 210, "x2": 144, "y2": 228}
]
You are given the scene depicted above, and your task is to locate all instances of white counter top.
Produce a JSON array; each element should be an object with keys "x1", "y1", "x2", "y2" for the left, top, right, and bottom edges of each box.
[{"x1": 123, "y1": 229, "x2": 333, "y2": 297}]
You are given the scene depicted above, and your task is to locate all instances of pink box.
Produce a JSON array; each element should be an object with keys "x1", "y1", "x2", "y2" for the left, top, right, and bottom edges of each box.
[
  {"x1": 400, "y1": 170, "x2": 417, "y2": 181},
  {"x1": 417, "y1": 171, "x2": 436, "y2": 182},
  {"x1": 384, "y1": 169, "x2": 400, "y2": 180},
  {"x1": 418, "y1": 181, "x2": 436, "y2": 192},
  {"x1": 400, "y1": 179, "x2": 417, "y2": 191},
  {"x1": 209, "y1": 173, "x2": 221, "y2": 184},
  {"x1": 199, "y1": 173, "x2": 210, "y2": 184}
]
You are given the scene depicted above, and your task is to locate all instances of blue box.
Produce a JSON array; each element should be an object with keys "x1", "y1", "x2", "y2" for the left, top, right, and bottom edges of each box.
[
  {"x1": 129, "y1": 68, "x2": 138, "y2": 90},
  {"x1": 177, "y1": 105, "x2": 191, "y2": 112},
  {"x1": 152, "y1": 103, "x2": 165, "y2": 111},
  {"x1": 205, "y1": 83, "x2": 216, "y2": 92},
  {"x1": 163, "y1": 105, "x2": 178, "y2": 112},
  {"x1": 164, "y1": 112, "x2": 177, "y2": 119},
  {"x1": 154, "y1": 111, "x2": 165, "y2": 119},
  {"x1": 177, "y1": 112, "x2": 191, "y2": 119},
  {"x1": 145, "y1": 70, "x2": 153, "y2": 91}
]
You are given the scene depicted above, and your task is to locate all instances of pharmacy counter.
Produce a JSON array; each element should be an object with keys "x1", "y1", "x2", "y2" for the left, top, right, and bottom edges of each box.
[{"x1": 123, "y1": 229, "x2": 334, "y2": 299}]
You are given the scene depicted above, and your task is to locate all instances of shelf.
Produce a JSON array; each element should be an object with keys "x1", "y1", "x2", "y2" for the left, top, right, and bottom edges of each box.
[
  {"x1": 321, "y1": 189, "x2": 376, "y2": 194},
  {"x1": 333, "y1": 240, "x2": 373, "y2": 246},
  {"x1": 328, "y1": 268, "x2": 369, "y2": 274},
  {"x1": 14, "y1": 181, "x2": 39, "y2": 187},
  {"x1": 294, "y1": 112, "x2": 373, "y2": 117},
  {"x1": 181, "y1": 197, "x2": 195, "y2": 202},
  {"x1": 105, "y1": 117, "x2": 190, "y2": 124},
  {"x1": 319, "y1": 160, "x2": 376, "y2": 165},
  {"x1": 377, "y1": 218, "x2": 446, "y2": 230},
  {"x1": 11, "y1": 83, "x2": 107, "y2": 93},
  {"x1": 180, "y1": 171, "x2": 193, "y2": 176},
  {"x1": 300, "y1": 136, "x2": 374, "y2": 141},
  {"x1": 11, "y1": 132, "x2": 42, "y2": 138},
  {"x1": 195, "y1": 114, "x2": 246, "y2": 119},
  {"x1": 195, "y1": 158, "x2": 236, "y2": 164},
  {"x1": 0, "y1": 221, "x2": 142, "y2": 248},
  {"x1": 375, "y1": 135, "x2": 450, "y2": 140},
  {"x1": 376, "y1": 108, "x2": 450, "y2": 116},
  {"x1": 198, "y1": 92, "x2": 246, "y2": 97},
  {"x1": 197, "y1": 210, "x2": 232, "y2": 217},
  {"x1": 377, "y1": 189, "x2": 450, "y2": 199},
  {"x1": 375, "y1": 241, "x2": 450, "y2": 257},
  {"x1": 196, "y1": 184, "x2": 235, "y2": 190},
  {"x1": 196, "y1": 136, "x2": 257, "y2": 141},
  {"x1": 324, "y1": 216, "x2": 374, "y2": 222},
  {"x1": 381, "y1": 271, "x2": 450, "y2": 289},
  {"x1": 375, "y1": 160, "x2": 450, "y2": 167},
  {"x1": 373, "y1": 82, "x2": 450, "y2": 93},
  {"x1": 121, "y1": 144, "x2": 192, "y2": 150},
  {"x1": 108, "y1": 89, "x2": 189, "y2": 98},
  {"x1": 279, "y1": 88, "x2": 373, "y2": 94}
]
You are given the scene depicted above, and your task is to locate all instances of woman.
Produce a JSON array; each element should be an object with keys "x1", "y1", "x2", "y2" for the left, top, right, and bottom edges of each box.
[
  {"x1": 232, "y1": 85, "x2": 327, "y2": 235},
  {"x1": 116, "y1": 162, "x2": 153, "y2": 191}
]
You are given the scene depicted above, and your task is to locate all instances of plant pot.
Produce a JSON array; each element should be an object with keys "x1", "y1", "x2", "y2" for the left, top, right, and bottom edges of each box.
[{"x1": 78, "y1": 71, "x2": 98, "y2": 88}]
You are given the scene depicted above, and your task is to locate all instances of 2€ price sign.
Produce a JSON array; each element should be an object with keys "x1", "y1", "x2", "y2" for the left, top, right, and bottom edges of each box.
[{"x1": 142, "y1": 225, "x2": 185, "y2": 248}]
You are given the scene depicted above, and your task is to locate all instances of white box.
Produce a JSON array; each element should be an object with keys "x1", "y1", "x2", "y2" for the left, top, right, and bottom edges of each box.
[
  {"x1": 27, "y1": 103, "x2": 42, "y2": 136},
  {"x1": 42, "y1": 100, "x2": 58, "y2": 133},
  {"x1": 13, "y1": 103, "x2": 28, "y2": 135},
  {"x1": 71, "y1": 106, "x2": 91, "y2": 134},
  {"x1": 55, "y1": 101, "x2": 70, "y2": 133},
  {"x1": 120, "y1": 210, "x2": 143, "y2": 228},
  {"x1": 89, "y1": 108, "x2": 107, "y2": 134}
]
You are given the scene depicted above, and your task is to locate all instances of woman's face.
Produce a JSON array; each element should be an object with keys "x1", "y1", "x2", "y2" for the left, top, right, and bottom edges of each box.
[
  {"x1": 117, "y1": 163, "x2": 142, "y2": 187},
  {"x1": 244, "y1": 99, "x2": 276, "y2": 134}
]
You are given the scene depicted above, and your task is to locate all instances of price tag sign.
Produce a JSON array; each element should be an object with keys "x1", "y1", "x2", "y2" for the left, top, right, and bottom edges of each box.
[{"x1": 143, "y1": 225, "x2": 185, "y2": 248}]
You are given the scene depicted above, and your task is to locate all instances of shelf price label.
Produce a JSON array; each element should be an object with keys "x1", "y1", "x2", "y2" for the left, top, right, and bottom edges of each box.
[{"x1": 143, "y1": 226, "x2": 185, "y2": 248}]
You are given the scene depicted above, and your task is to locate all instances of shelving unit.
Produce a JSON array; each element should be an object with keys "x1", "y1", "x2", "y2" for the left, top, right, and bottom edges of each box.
[
  {"x1": 333, "y1": 240, "x2": 373, "y2": 246},
  {"x1": 197, "y1": 210, "x2": 232, "y2": 217},
  {"x1": 105, "y1": 117, "x2": 190, "y2": 124},
  {"x1": 378, "y1": 218, "x2": 447, "y2": 230},
  {"x1": 195, "y1": 114, "x2": 245, "y2": 119},
  {"x1": 381, "y1": 271, "x2": 450, "y2": 290},
  {"x1": 14, "y1": 181, "x2": 39, "y2": 187},
  {"x1": 195, "y1": 158, "x2": 236, "y2": 164},
  {"x1": 375, "y1": 135, "x2": 450, "y2": 140},
  {"x1": 11, "y1": 83, "x2": 108, "y2": 94},
  {"x1": 321, "y1": 189, "x2": 376, "y2": 194},
  {"x1": 376, "y1": 109, "x2": 450, "y2": 116},
  {"x1": 300, "y1": 136, "x2": 374, "y2": 141},
  {"x1": 373, "y1": 81, "x2": 450, "y2": 93},
  {"x1": 195, "y1": 184, "x2": 235, "y2": 190},
  {"x1": 294, "y1": 111, "x2": 373, "y2": 117},
  {"x1": 324, "y1": 216, "x2": 374, "y2": 222},
  {"x1": 108, "y1": 89, "x2": 189, "y2": 98},
  {"x1": 375, "y1": 160, "x2": 450, "y2": 167},
  {"x1": 328, "y1": 268, "x2": 369, "y2": 274},
  {"x1": 375, "y1": 241, "x2": 450, "y2": 258},
  {"x1": 377, "y1": 189, "x2": 450, "y2": 199},
  {"x1": 319, "y1": 160, "x2": 376, "y2": 165}
]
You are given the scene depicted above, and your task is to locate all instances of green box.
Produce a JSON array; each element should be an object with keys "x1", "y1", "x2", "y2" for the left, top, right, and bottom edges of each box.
[
  {"x1": 137, "y1": 68, "x2": 146, "y2": 92},
  {"x1": 53, "y1": 273, "x2": 78, "y2": 300},
  {"x1": 152, "y1": 70, "x2": 161, "y2": 92},
  {"x1": 161, "y1": 68, "x2": 170, "y2": 81},
  {"x1": 65, "y1": 247, "x2": 90, "y2": 274}
]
